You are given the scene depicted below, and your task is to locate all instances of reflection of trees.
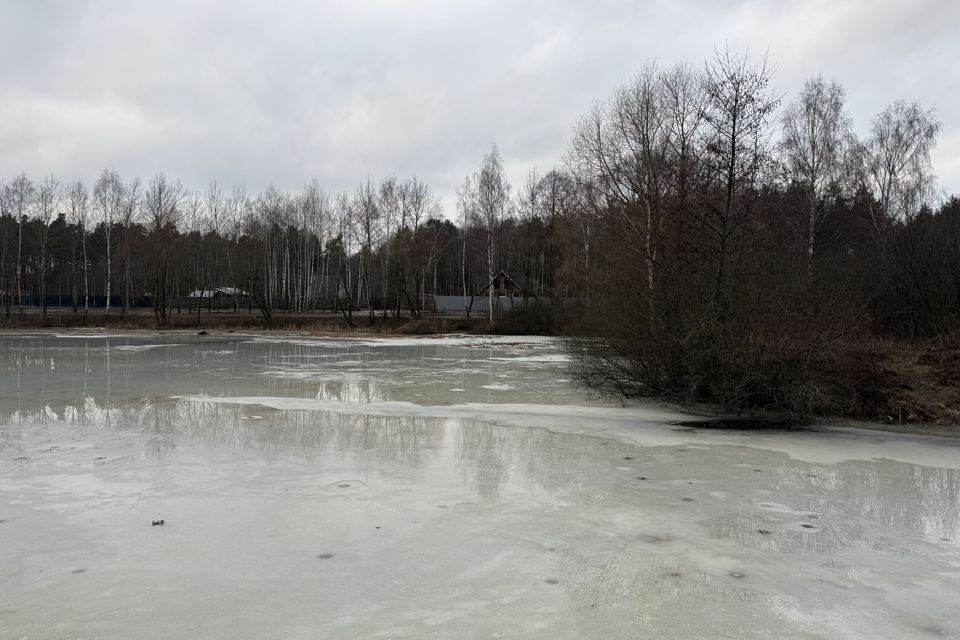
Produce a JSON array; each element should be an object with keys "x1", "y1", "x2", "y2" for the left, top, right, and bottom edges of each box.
[
  {"x1": 458, "y1": 421, "x2": 507, "y2": 498},
  {"x1": 455, "y1": 420, "x2": 586, "y2": 499},
  {"x1": 707, "y1": 448, "x2": 960, "y2": 551},
  {"x1": 0, "y1": 336, "x2": 336, "y2": 417},
  {"x1": 5, "y1": 394, "x2": 960, "y2": 532},
  {"x1": 314, "y1": 380, "x2": 386, "y2": 403},
  {"x1": 820, "y1": 460, "x2": 960, "y2": 543},
  {"x1": 3, "y1": 336, "x2": 959, "y2": 532},
  {"x1": 7, "y1": 397, "x2": 448, "y2": 465},
  {"x1": 2, "y1": 397, "x2": 592, "y2": 500}
]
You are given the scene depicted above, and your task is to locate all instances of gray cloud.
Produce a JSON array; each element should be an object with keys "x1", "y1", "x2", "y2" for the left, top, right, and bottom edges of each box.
[{"x1": 1, "y1": 0, "x2": 957, "y2": 212}]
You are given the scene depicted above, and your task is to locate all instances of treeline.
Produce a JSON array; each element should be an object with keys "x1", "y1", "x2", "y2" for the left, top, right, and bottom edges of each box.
[
  {"x1": 2, "y1": 46, "x2": 959, "y2": 415},
  {"x1": 565, "y1": 49, "x2": 958, "y2": 416},
  {"x1": 0, "y1": 168, "x2": 593, "y2": 326}
]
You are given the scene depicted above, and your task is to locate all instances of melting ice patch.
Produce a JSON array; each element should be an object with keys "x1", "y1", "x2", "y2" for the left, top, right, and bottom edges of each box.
[
  {"x1": 250, "y1": 334, "x2": 559, "y2": 349},
  {"x1": 489, "y1": 354, "x2": 572, "y2": 363},
  {"x1": 175, "y1": 394, "x2": 960, "y2": 469},
  {"x1": 111, "y1": 344, "x2": 178, "y2": 352}
]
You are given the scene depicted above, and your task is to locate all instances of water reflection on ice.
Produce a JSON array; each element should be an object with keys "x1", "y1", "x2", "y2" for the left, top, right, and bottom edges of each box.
[
  {"x1": 1, "y1": 333, "x2": 960, "y2": 639},
  {"x1": 0, "y1": 333, "x2": 582, "y2": 409},
  {"x1": 6, "y1": 394, "x2": 960, "y2": 548}
]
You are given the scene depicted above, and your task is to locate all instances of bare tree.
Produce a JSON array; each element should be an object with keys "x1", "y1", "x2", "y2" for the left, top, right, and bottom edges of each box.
[
  {"x1": 119, "y1": 178, "x2": 142, "y2": 314},
  {"x1": 516, "y1": 168, "x2": 578, "y2": 302},
  {"x1": 567, "y1": 64, "x2": 678, "y2": 322},
  {"x1": 223, "y1": 185, "x2": 248, "y2": 311},
  {"x1": 67, "y1": 181, "x2": 90, "y2": 316},
  {"x1": 377, "y1": 176, "x2": 400, "y2": 318},
  {"x1": 0, "y1": 180, "x2": 10, "y2": 317},
  {"x1": 182, "y1": 191, "x2": 207, "y2": 319},
  {"x1": 332, "y1": 191, "x2": 355, "y2": 323},
  {"x1": 613, "y1": 64, "x2": 672, "y2": 315},
  {"x1": 7, "y1": 174, "x2": 35, "y2": 314},
  {"x1": 143, "y1": 172, "x2": 185, "y2": 326},
  {"x1": 700, "y1": 47, "x2": 779, "y2": 317},
  {"x1": 296, "y1": 180, "x2": 328, "y2": 311},
  {"x1": 33, "y1": 175, "x2": 64, "y2": 317},
  {"x1": 203, "y1": 181, "x2": 227, "y2": 316},
  {"x1": 475, "y1": 145, "x2": 511, "y2": 324},
  {"x1": 93, "y1": 169, "x2": 123, "y2": 315},
  {"x1": 353, "y1": 178, "x2": 380, "y2": 319},
  {"x1": 660, "y1": 62, "x2": 706, "y2": 262},
  {"x1": 857, "y1": 100, "x2": 941, "y2": 228},
  {"x1": 781, "y1": 76, "x2": 851, "y2": 282},
  {"x1": 405, "y1": 176, "x2": 440, "y2": 315},
  {"x1": 456, "y1": 174, "x2": 477, "y2": 315},
  {"x1": 247, "y1": 185, "x2": 290, "y2": 324}
]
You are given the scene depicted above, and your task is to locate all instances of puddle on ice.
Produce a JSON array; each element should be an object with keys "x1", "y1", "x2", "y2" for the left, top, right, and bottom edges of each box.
[{"x1": 1, "y1": 333, "x2": 959, "y2": 639}]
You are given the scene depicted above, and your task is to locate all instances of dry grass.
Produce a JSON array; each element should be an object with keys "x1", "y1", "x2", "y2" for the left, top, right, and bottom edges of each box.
[
  {"x1": 877, "y1": 337, "x2": 960, "y2": 425},
  {"x1": 0, "y1": 307, "x2": 509, "y2": 337}
]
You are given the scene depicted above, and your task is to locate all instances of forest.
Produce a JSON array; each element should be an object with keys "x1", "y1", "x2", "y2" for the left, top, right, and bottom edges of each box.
[{"x1": 1, "y1": 48, "x2": 957, "y2": 418}]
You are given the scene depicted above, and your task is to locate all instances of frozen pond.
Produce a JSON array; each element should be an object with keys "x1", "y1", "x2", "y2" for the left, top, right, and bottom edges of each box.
[{"x1": 1, "y1": 333, "x2": 959, "y2": 639}]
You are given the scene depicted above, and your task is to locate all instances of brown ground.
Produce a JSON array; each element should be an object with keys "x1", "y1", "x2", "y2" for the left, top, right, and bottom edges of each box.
[
  {"x1": 0, "y1": 308, "x2": 516, "y2": 336},
  {"x1": 878, "y1": 337, "x2": 960, "y2": 425},
  {"x1": 0, "y1": 307, "x2": 500, "y2": 335}
]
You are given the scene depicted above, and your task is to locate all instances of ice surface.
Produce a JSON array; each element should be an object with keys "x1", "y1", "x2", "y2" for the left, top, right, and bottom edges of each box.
[{"x1": 1, "y1": 333, "x2": 959, "y2": 639}]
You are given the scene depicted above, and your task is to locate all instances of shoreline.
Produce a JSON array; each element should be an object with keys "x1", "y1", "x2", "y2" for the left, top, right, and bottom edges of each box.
[
  {"x1": 0, "y1": 307, "x2": 538, "y2": 336},
  {"x1": 3, "y1": 328, "x2": 958, "y2": 437}
]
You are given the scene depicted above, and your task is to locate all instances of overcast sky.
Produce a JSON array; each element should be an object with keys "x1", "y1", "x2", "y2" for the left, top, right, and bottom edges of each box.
[{"x1": 1, "y1": 0, "x2": 957, "y2": 214}]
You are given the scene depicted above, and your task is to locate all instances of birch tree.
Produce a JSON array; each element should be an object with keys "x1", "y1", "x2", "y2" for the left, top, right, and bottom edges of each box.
[
  {"x1": 67, "y1": 181, "x2": 90, "y2": 316},
  {"x1": 0, "y1": 181, "x2": 10, "y2": 316},
  {"x1": 7, "y1": 174, "x2": 34, "y2": 314},
  {"x1": 353, "y1": 178, "x2": 380, "y2": 319},
  {"x1": 475, "y1": 145, "x2": 510, "y2": 324},
  {"x1": 781, "y1": 76, "x2": 851, "y2": 282},
  {"x1": 568, "y1": 64, "x2": 675, "y2": 321},
  {"x1": 857, "y1": 100, "x2": 941, "y2": 228},
  {"x1": 93, "y1": 169, "x2": 123, "y2": 315},
  {"x1": 118, "y1": 178, "x2": 142, "y2": 313},
  {"x1": 33, "y1": 175, "x2": 64, "y2": 317},
  {"x1": 456, "y1": 174, "x2": 477, "y2": 315}
]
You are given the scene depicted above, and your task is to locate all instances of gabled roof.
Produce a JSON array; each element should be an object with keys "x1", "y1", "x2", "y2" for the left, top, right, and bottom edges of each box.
[{"x1": 480, "y1": 270, "x2": 523, "y2": 293}]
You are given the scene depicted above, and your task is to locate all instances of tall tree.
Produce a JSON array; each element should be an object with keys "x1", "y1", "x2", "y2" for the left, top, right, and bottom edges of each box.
[
  {"x1": 33, "y1": 175, "x2": 64, "y2": 317},
  {"x1": 143, "y1": 172, "x2": 185, "y2": 326},
  {"x1": 857, "y1": 100, "x2": 941, "y2": 229},
  {"x1": 700, "y1": 47, "x2": 779, "y2": 317},
  {"x1": 67, "y1": 181, "x2": 90, "y2": 316},
  {"x1": 456, "y1": 174, "x2": 477, "y2": 315},
  {"x1": 93, "y1": 169, "x2": 123, "y2": 315},
  {"x1": 0, "y1": 180, "x2": 10, "y2": 317},
  {"x1": 780, "y1": 76, "x2": 851, "y2": 282},
  {"x1": 475, "y1": 145, "x2": 511, "y2": 324},
  {"x1": 405, "y1": 176, "x2": 440, "y2": 315},
  {"x1": 7, "y1": 174, "x2": 34, "y2": 314},
  {"x1": 353, "y1": 178, "x2": 380, "y2": 320},
  {"x1": 119, "y1": 178, "x2": 142, "y2": 314}
]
